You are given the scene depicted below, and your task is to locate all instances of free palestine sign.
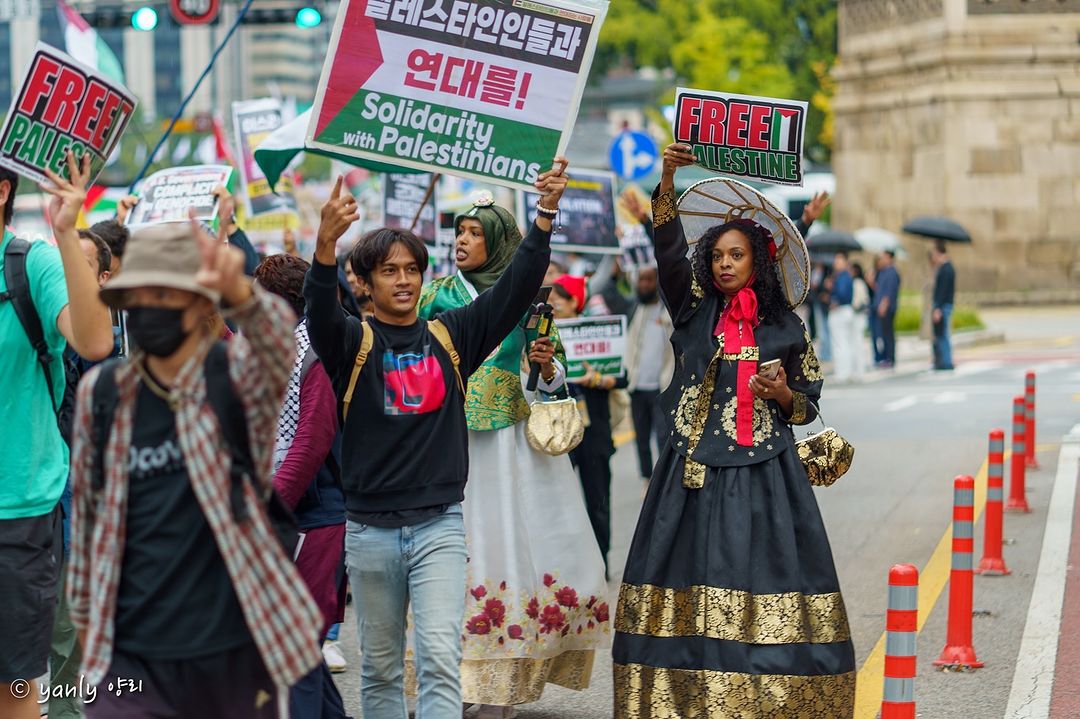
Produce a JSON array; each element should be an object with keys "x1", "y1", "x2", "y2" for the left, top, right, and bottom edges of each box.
[{"x1": 674, "y1": 87, "x2": 807, "y2": 187}]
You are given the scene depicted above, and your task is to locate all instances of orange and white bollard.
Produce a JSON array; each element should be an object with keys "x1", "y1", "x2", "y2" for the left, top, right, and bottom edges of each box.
[
  {"x1": 1024, "y1": 372, "x2": 1039, "y2": 470},
  {"x1": 1006, "y1": 396, "x2": 1031, "y2": 513},
  {"x1": 976, "y1": 429, "x2": 1010, "y2": 576},
  {"x1": 934, "y1": 475, "x2": 984, "y2": 669},
  {"x1": 882, "y1": 564, "x2": 919, "y2": 719}
]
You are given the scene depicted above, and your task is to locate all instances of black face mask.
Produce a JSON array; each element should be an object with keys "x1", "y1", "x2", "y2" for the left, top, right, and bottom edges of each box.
[
  {"x1": 126, "y1": 306, "x2": 190, "y2": 357},
  {"x1": 637, "y1": 288, "x2": 659, "y2": 304}
]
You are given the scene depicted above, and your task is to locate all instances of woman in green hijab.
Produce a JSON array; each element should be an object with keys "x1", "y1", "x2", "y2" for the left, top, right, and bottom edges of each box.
[{"x1": 415, "y1": 193, "x2": 610, "y2": 718}]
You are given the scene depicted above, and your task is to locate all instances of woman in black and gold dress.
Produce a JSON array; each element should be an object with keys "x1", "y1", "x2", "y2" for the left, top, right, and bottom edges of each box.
[{"x1": 612, "y1": 144, "x2": 856, "y2": 718}]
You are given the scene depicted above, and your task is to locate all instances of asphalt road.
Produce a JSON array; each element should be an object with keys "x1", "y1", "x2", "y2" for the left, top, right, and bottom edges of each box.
[{"x1": 332, "y1": 307, "x2": 1080, "y2": 718}]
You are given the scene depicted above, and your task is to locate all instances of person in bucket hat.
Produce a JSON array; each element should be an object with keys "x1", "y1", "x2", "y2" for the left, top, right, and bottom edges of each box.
[{"x1": 68, "y1": 209, "x2": 323, "y2": 718}]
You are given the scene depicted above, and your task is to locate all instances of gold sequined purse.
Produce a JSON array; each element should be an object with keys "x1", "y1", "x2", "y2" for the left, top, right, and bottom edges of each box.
[
  {"x1": 526, "y1": 389, "x2": 585, "y2": 456},
  {"x1": 795, "y1": 407, "x2": 854, "y2": 487}
]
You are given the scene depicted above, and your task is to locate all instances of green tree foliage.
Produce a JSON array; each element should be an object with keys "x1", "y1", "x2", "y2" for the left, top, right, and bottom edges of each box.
[{"x1": 595, "y1": 0, "x2": 837, "y2": 161}]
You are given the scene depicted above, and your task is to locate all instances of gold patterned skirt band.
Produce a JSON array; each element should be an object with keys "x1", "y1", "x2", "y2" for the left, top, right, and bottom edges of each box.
[
  {"x1": 616, "y1": 583, "x2": 851, "y2": 645},
  {"x1": 612, "y1": 662, "x2": 856, "y2": 719}
]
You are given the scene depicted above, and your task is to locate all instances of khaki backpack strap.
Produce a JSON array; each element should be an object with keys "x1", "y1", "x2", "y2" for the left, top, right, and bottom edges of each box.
[
  {"x1": 342, "y1": 321, "x2": 374, "y2": 423},
  {"x1": 427, "y1": 319, "x2": 464, "y2": 394}
]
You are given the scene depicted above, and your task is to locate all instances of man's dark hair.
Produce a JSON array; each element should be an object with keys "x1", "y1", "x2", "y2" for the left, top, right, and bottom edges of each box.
[
  {"x1": 884, "y1": 250, "x2": 896, "y2": 260},
  {"x1": 0, "y1": 167, "x2": 18, "y2": 228},
  {"x1": 348, "y1": 228, "x2": 428, "y2": 284},
  {"x1": 77, "y1": 229, "x2": 112, "y2": 276},
  {"x1": 90, "y1": 220, "x2": 130, "y2": 261},
  {"x1": 254, "y1": 253, "x2": 311, "y2": 318}
]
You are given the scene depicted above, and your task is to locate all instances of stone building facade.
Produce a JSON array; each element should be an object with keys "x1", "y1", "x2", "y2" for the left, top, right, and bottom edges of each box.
[{"x1": 833, "y1": 0, "x2": 1080, "y2": 298}]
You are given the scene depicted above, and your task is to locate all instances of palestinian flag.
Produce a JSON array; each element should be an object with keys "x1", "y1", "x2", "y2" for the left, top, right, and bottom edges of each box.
[{"x1": 56, "y1": 0, "x2": 125, "y2": 85}]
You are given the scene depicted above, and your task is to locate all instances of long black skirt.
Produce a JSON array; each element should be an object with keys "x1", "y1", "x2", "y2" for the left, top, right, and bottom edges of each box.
[{"x1": 612, "y1": 443, "x2": 856, "y2": 718}]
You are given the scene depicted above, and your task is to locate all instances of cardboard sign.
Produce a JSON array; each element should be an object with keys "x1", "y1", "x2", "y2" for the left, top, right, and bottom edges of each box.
[
  {"x1": 232, "y1": 98, "x2": 299, "y2": 218},
  {"x1": 127, "y1": 165, "x2": 233, "y2": 226},
  {"x1": 674, "y1": 87, "x2": 807, "y2": 187},
  {"x1": 0, "y1": 43, "x2": 136, "y2": 184},
  {"x1": 525, "y1": 168, "x2": 617, "y2": 254},
  {"x1": 557, "y1": 314, "x2": 626, "y2": 378},
  {"x1": 307, "y1": 0, "x2": 609, "y2": 193},
  {"x1": 383, "y1": 172, "x2": 437, "y2": 242}
]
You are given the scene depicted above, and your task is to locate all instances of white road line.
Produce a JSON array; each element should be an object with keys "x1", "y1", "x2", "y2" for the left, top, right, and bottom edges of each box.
[
  {"x1": 932, "y1": 391, "x2": 967, "y2": 405},
  {"x1": 883, "y1": 396, "x2": 918, "y2": 412},
  {"x1": 1004, "y1": 424, "x2": 1080, "y2": 719}
]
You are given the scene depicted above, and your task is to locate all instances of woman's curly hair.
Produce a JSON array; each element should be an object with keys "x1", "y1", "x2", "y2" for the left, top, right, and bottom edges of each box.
[{"x1": 690, "y1": 220, "x2": 790, "y2": 324}]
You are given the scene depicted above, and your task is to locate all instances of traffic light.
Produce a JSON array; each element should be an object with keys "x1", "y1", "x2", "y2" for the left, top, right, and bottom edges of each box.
[
  {"x1": 131, "y1": 6, "x2": 159, "y2": 31},
  {"x1": 294, "y1": 6, "x2": 321, "y2": 28},
  {"x1": 242, "y1": 4, "x2": 323, "y2": 27}
]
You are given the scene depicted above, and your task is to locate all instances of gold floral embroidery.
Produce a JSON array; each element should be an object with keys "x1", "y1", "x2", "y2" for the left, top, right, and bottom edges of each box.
[
  {"x1": 613, "y1": 663, "x2": 856, "y2": 719},
  {"x1": 726, "y1": 347, "x2": 760, "y2": 361},
  {"x1": 406, "y1": 651, "x2": 595, "y2": 705},
  {"x1": 681, "y1": 350, "x2": 720, "y2": 489},
  {"x1": 789, "y1": 392, "x2": 808, "y2": 425},
  {"x1": 653, "y1": 188, "x2": 677, "y2": 227},
  {"x1": 673, "y1": 383, "x2": 702, "y2": 438},
  {"x1": 464, "y1": 364, "x2": 531, "y2": 431},
  {"x1": 691, "y1": 275, "x2": 705, "y2": 300},
  {"x1": 720, "y1": 396, "x2": 774, "y2": 445},
  {"x1": 800, "y1": 331, "x2": 824, "y2": 382},
  {"x1": 616, "y1": 583, "x2": 850, "y2": 645}
]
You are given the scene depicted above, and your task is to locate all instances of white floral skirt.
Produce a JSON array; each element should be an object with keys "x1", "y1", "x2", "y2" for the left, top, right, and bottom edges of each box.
[{"x1": 408, "y1": 421, "x2": 611, "y2": 705}]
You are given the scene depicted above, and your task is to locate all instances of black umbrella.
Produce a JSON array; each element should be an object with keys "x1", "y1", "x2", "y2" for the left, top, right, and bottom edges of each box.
[
  {"x1": 806, "y1": 230, "x2": 861, "y2": 254},
  {"x1": 902, "y1": 216, "x2": 972, "y2": 243}
]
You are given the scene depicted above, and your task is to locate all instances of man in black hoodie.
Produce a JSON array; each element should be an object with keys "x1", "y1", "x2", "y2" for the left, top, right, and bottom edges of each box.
[{"x1": 304, "y1": 161, "x2": 567, "y2": 718}]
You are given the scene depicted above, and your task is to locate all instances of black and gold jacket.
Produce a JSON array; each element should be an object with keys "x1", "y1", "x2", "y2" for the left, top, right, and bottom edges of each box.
[{"x1": 652, "y1": 187, "x2": 823, "y2": 485}]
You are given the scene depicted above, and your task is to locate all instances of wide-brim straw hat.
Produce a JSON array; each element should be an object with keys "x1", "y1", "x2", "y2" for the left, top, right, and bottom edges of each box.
[
  {"x1": 100, "y1": 222, "x2": 220, "y2": 308},
  {"x1": 677, "y1": 177, "x2": 810, "y2": 308}
]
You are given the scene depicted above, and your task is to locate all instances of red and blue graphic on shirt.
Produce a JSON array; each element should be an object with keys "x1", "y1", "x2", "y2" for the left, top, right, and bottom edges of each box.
[{"x1": 382, "y1": 345, "x2": 446, "y2": 415}]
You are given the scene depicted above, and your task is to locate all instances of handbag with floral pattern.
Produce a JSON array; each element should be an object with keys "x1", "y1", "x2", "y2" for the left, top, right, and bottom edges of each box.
[{"x1": 795, "y1": 405, "x2": 854, "y2": 487}]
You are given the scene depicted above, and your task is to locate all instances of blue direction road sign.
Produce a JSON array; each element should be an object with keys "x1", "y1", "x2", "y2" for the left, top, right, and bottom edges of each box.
[{"x1": 608, "y1": 131, "x2": 658, "y2": 181}]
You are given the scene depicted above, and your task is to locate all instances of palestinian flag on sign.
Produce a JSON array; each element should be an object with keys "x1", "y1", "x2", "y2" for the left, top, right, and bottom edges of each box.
[{"x1": 56, "y1": 0, "x2": 125, "y2": 85}]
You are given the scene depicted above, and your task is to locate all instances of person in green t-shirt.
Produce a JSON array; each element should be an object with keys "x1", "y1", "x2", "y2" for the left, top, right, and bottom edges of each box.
[{"x1": 0, "y1": 152, "x2": 115, "y2": 719}]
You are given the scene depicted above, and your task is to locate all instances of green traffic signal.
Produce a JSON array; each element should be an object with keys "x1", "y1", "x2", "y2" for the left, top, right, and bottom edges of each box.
[
  {"x1": 131, "y1": 6, "x2": 158, "y2": 31},
  {"x1": 294, "y1": 6, "x2": 321, "y2": 28}
]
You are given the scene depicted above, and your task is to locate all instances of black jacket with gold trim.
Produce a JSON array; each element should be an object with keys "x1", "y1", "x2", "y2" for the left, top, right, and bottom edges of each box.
[{"x1": 652, "y1": 186, "x2": 824, "y2": 471}]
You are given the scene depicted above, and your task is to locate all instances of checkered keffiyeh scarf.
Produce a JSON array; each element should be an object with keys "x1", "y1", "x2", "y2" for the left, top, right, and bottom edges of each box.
[{"x1": 273, "y1": 320, "x2": 311, "y2": 473}]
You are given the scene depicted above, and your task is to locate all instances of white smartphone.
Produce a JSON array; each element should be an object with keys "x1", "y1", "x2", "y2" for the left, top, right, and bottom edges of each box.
[{"x1": 758, "y1": 359, "x2": 782, "y2": 381}]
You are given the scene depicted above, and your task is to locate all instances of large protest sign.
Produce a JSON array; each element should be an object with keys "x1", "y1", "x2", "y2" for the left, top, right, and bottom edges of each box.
[
  {"x1": 557, "y1": 314, "x2": 626, "y2": 378},
  {"x1": 383, "y1": 172, "x2": 437, "y2": 241},
  {"x1": 525, "y1": 168, "x2": 617, "y2": 254},
  {"x1": 674, "y1": 87, "x2": 808, "y2": 187},
  {"x1": 0, "y1": 43, "x2": 135, "y2": 184},
  {"x1": 307, "y1": 0, "x2": 609, "y2": 193},
  {"x1": 127, "y1": 165, "x2": 233, "y2": 226},
  {"x1": 232, "y1": 98, "x2": 299, "y2": 217}
]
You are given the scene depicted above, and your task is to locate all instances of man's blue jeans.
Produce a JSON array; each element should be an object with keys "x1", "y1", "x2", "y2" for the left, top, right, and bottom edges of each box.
[
  {"x1": 934, "y1": 304, "x2": 954, "y2": 369},
  {"x1": 345, "y1": 504, "x2": 467, "y2": 719}
]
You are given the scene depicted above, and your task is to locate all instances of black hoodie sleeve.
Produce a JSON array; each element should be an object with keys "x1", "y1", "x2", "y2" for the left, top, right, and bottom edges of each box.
[
  {"x1": 438, "y1": 222, "x2": 552, "y2": 377},
  {"x1": 304, "y1": 259, "x2": 361, "y2": 385}
]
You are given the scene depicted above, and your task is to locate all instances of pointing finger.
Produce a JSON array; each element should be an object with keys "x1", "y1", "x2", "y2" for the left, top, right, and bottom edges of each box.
[{"x1": 331, "y1": 175, "x2": 343, "y2": 201}]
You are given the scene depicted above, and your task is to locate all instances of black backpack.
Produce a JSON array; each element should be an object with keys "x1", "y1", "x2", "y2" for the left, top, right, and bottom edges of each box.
[
  {"x1": 90, "y1": 341, "x2": 299, "y2": 555},
  {"x1": 1, "y1": 236, "x2": 80, "y2": 444}
]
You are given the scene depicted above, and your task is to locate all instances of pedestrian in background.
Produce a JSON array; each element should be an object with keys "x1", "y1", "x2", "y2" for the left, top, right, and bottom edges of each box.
[
  {"x1": 0, "y1": 155, "x2": 115, "y2": 719},
  {"x1": 828, "y1": 251, "x2": 861, "y2": 382},
  {"x1": 930, "y1": 243, "x2": 956, "y2": 370},
  {"x1": 872, "y1": 251, "x2": 900, "y2": 367},
  {"x1": 69, "y1": 216, "x2": 323, "y2": 718},
  {"x1": 255, "y1": 254, "x2": 350, "y2": 719},
  {"x1": 552, "y1": 274, "x2": 628, "y2": 576},
  {"x1": 623, "y1": 265, "x2": 672, "y2": 483}
]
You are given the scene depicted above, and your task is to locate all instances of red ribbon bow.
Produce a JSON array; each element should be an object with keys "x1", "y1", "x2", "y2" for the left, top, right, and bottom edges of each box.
[{"x1": 714, "y1": 286, "x2": 760, "y2": 447}]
